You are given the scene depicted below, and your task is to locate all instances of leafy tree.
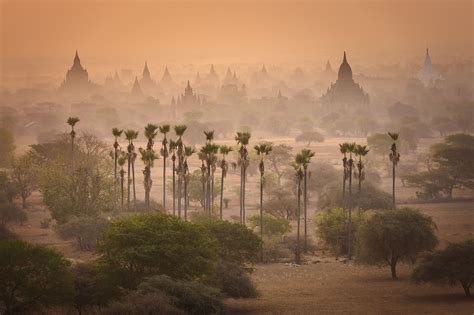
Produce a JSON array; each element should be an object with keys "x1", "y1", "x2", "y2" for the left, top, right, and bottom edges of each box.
[
  {"x1": 264, "y1": 184, "x2": 297, "y2": 220},
  {"x1": 0, "y1": 203, "x2": 27, "y2": 226},
  {"x1": 0, "y1": 127, "x2": 15, "y2": 167},
  {"x1": 201, "y1": 220, "x2": 261, "y2": 266},
  {"x1": 0, "y1": 240, "x2": 74, "y2": 314},
  {"x1": 356, "y1": 208, "x2": 438, "y2": 279},
  {"x1": 103, "y1": 291, "x2": 184, "y2": 315},
  {"x1": 295, "y1": 131, "x2": 325, "y2": 146},
  {"x1": 209, "y1": 261, "x2": 258, "y2": 298},
  {"x1": 11, "y1": 153, "x2": 36, "y2": 209},
  {"x1": 248, "y1": 213, "x2": 291, "y2": 238},
  {"x1": 97, "y1": 212, "x2": 218, "y2": 287},
  {"x1": 266, "y1": 144, "x2": 293, "y2": 186},
  {"x1": 412, "y1": 239, "x2": 474, "y2": 297},
  {"x1": 55, "y1": 216, "x2": 109, "y2": 251},
  {"x1": 315, "y1": 207, "x2": 366, "y2": 257},
  {"x1": 0, "y1": 171, "x2": 17, "y2": 203}
]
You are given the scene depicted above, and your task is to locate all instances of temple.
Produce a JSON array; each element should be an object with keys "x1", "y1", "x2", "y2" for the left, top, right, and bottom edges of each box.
[
  {"x1": 140, "y1": 62, "x2": 162, "y2": 96},
  {"x1": 130, "y1": 77, "x2": 144, "y2": 99},
  {"x1": 417, "y1": 49, "x2": 441, "y2": 87},
  {"x1": 218, "y1": 68, "x2": 247, "y2": 105},
  {"x1": 176, "y1": 81, "x2": 201, "y2": 113},
  {"x1": 320, "y1": 52, "x2": 369, "y2": 110},
  {"x1": 59, "y1": 51, "x2": 92, "y2": 94}
]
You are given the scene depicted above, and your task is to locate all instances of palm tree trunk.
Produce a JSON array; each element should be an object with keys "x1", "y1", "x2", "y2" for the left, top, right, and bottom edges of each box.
[
  {"x1": 342, "y1": 168, "x2": 346, "y2": 213},
  {"x1": 260, "y1": 172, "x2": 264, "y2": 261},
  {"x1": 239, "y1": 165, "x2": 243, "y2": 224},
  {"x1": 207, "y1": 166, "x2": 211, "y2": 217},
  {"x1": 121, "y1": 172, "x2": 124, "y2": 211},
  {"x1": 178, "y1": 173, "x2": 182, "y2": 218},
  {"x1": 242, "y1": 168, "x2": 246, "y2": 225},
  {"x1": 172, "y1": 158, "x2": 176, "y2": 215},
  {"x1": 348, "y1": 160, "x2": 353, "y2": 260},
  {"x1": 303, "y1": 168, "x2": 308, "y2": 253},
  {"x1": 114, "y1": 147, "x2": 118, "y2": 211},
  {"x1": 211, "y1": 175, "x2": 214, "y2": 215},
  {"x1": 184, "y1": 179, "x2": 188, "y2": 221},
  {"x1": 392, "y1": 162, "x2": 396, "y2": 210},
  {"x1": 296, "y1": 179, "x2": 301, "y2": 265},
  {"x1": 127, "y1": 155, "x2": 131, "y2": 211},
  {"x1": 132, "y1": 161, "x2": 136, "y2": 210},
  {"x1": 220, "y1": 169, "x2": 225, "y2": 220},
  {"x1": 163, "y1": 155, "x2": 166, "y2": 211}
]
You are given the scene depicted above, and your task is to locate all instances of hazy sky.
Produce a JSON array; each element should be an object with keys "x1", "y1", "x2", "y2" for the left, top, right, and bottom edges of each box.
[{"x1": 1, "y1": 0, "x2": 473, "y2": 82}]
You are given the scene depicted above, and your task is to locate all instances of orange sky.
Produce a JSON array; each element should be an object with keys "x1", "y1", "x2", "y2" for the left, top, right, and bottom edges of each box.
[{"x1": 0, "y1": 0, "x2": 473, "y2": 79}]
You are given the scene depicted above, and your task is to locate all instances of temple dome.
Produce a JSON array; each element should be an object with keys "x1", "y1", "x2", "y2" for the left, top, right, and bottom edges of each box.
[{"x1": 338, "y1": 51, "x2": 353, "y2": 82}]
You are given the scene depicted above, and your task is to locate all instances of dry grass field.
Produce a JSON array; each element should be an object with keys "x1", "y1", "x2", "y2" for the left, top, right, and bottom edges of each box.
[{"x1": 9, "y1": 135, "x2": 474, "y2": 314}]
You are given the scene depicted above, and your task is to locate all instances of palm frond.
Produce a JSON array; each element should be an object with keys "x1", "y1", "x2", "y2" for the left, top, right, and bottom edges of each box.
[
  {"x1": 159, "y1": 124, "x2": 171, "y2": 134},
  {"x1": 112, "y1": 128, "x2": 123, "y2": 138},
  {"x1": 67, "y1": 117, "x2": 80, "y2": 127},
  {"x1": 174, "y1": 125, "x2": 187, "y2": 136}
]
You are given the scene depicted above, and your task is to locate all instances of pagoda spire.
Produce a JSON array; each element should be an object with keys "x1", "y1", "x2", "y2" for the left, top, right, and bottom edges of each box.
[
  {"x1": 143, "y1": 62, "x2": 151, "y2": 79},
  {"x1": 343, "y1": 51, "x2": 347, "y2": 63}
]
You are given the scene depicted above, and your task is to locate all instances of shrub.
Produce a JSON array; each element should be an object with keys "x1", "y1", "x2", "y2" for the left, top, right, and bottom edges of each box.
[
  {"x1": 55, "y1": 216, "x2": 109, "y2": 251},
  {"x1": 412, "y1": 239, "x2": 474, "y2": 297},
  {"x1": 261, "y1": 237, "x2": 293, "y2": 262},
  {"x1": 315, "y1": 207, "x2": 367, "y2": 257},
  {"x1": 356, "y1": 208, "x2": 438, "y2": 279},
  {"x1": 102, "y1": 291, "x2": 184, "y2": 315},
  {"x1": 295, "y1": 131, "x2": 325, "y2": 146},
  {"x1": 138, "y1": 275, "x2": 224, "y2": 315},
  {"x1": 209, "y1": 261, "x2": 258, "y2": 298},
  {"x1": 134, "y1": 199, "x2": 165, "y2": 212},
  {"x1": 248, "y1": 213, "x2": 291, "y2": 238},
  {"x1": 97, "y1": 212, "x2": 218, "y2": 288},
  {"x1": 264, "y1": 185, "x2": 297, "y2": 220},
  {"x1": 0, "y1": 240, "x2": 74, "y2": 314},
  {"x1": 0, "y1": 225, "x2": 16, "y2": 240},
  {"x1": 0, "y1": 203, "x2": 27, "y2": 226},
  {"x1": 40, "y1": 218, "x2": 52, "y2": 229},
  {"x1": 317, "y1": 182, "x2": 392, "y2": 211},
  {"x1": 201, "y1": 220, "x2": 261, "y2": 265}
]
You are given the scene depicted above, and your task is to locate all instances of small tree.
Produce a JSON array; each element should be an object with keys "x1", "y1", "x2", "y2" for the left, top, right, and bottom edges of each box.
[
  {"x1": 11, "y1": 153, "x2": 36, "y2": 209},
  {"x1": 412, "y1": 239, "x2": 474, "y2": 297},
  {"x1": 295, "y1": 131, "x2": 324, "y2": 146},
  {"x1": 356, "y1": 208, "x2": 438, "y2": 279},
  {"x1": 0, "y1": 127, "x2": 15, "y2": 168},
  {"x1": 55, "y1": 216, "x2": 109, "y2": 251},
  {"x1": 248, "y1": 213, "x2": 291, "y2": 238},
  {"x1": 0, "y1": 240, "x2": 74, "y2": 314}
]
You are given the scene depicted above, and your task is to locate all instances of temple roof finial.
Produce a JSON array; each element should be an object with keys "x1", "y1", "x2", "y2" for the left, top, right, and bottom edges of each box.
[{"x1": 343, "y1": 51, "x2": 347, "y2": 63}]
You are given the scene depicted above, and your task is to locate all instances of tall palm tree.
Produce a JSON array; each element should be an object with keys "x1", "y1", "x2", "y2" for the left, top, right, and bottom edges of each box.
[
  {"x1": 124, "y1": 129, "x2": 139, "y2": 211},
  {"x1": 139, "y1": 147, "x2": 159, "y2": 211},
  {"x1": 293, "y1": 152, "x2": 306, "y2": 265},
  {"x1": 355, "y1": 144, "x2": 369, "y2": 195},
  {"x1": 235, "y1": 132, "x2": 251, "y2": 224},
  {"x1": 198, "y1": 151, "x2": 207, "y2": 211},
  {"x1": 339, "y1": 143, "x2": 349, "y2": 212},
  {"x1": 218, "y1": 145, "x2": 233, "y2": 220},
  {"x1": 117, "y1": 153, "x2": 127, "y2": 211},
  {"x1": 144, "y1": 124, "x2": 158, "y2": 150},
  {"x1": 346, "y1": 142, "x2": 356, "y2": 260},
  {"x1": 388, "y1": 132, "x2": 400, "y2": 210},
  {"x1": 159, "y1": 125, "x2": 170, "y2": 210},
  {"x1": 204, "y1": 131, "x2": 216, "y2": 212},
  {"x1": 169, "y1": 140, "x2": 177, "y2": 215},
  {"x1": 174, "y1": 125, "x2": 187, "y2": 218},
  {"x1": 255, "y1": 143, "x2": 272, "y2": 260},
  {"x1": 67, "y1": 117, "x2": 80, "y2": 169},
  {"x1": 183, "y1": 146, "x2": 195, "y2": 221},
  {"x1": 200, "y1": 143, "x2": 220, "y2": 217},
  {"x1": 300, "y1": 148, "x2": 315, "y2": 253},
  {"x1": 112, "y1": 128, "x2": 123, "y2": 211}
]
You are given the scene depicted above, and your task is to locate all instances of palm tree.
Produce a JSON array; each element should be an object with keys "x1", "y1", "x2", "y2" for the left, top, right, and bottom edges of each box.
[
  {"x1": 200, "y1": 143, "x2": 220, "y2": 217},
  {"x1": 339, "y1": 143, "x2": 349, "y2": 212},
  {"x1": 117, "y1": 153, "x2": 127, "y2": 211},
  {"x1": 144, "y1": 124, "x2": 158, "y2": 150},
  {"x1": 112, "y1": 128, "x2": 123, "y2": 211},
  {"x1": 204, "y1": 131, "x2": 217, "y2": 214},
  {"x1": 174, "y1": 125, "x2": 187, "y2": 218},
  {"x1": 159, "y1": 124, "x2": 170, "y2": 210},
  {"x1": 218, "y1": 145, "x2": 233, "y2": 220},
  {"x1": 198, "y1": 151, "x2": 207, "y2": 211},
  {"x1": 235, "y1": 132, "x2": 251, "y2": 224},
  {"x1": 388, "y1": 132, "x2": 400, "y2": 210},
  {"x1": 293, "y1": 152, "x2": 306, "y2": 265},
  {"x1": 255, "y1": 143, "x2": 272, "y2": 260},
  {"x1": 300, "y1": 148, "x2": 315, "y2": 253},
  {"x1": 139, "y1": 147, "x2": 159, "y2": 211},
  {"x1": 67, "y1": 117, "x2": 80, "y2": 169},
  {"x1": 124, "y1": 129, "x2": 139, "y2": 211},
  {"x1": 169, "y1": 140, "x2": 177, "y2": 215},
  {"x1": 346, "y1": 142, "x2": 356, "y2": 260},
  {"x1": 183, "y1": 146, "x2": 195, "y2": 221},
  {"x1": 355, "y1": 144, "x2": 369, "y2": 195}
]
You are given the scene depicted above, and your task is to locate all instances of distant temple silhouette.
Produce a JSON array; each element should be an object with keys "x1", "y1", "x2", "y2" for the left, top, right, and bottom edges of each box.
[
  {"x1": 321, "y1": 52, "x2": 369, "y2": 110},
  {"x1": 140, "y1": 62, "x2": 162, "y2": 96},
  {"x1": 417, "y1": 49, "x2": 441, "y2": 87},
  {"x1": 218, "y1": 68, "x2": 247, "y2": 105},
  {"x1": 175, "y1": 81, "x2": 202, "y2": 113},
  {"x1": 59, "y1": 51, "x2": 93, "y2": 94}
]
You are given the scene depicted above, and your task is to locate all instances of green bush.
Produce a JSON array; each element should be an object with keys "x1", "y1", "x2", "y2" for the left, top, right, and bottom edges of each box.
[
  {"x1": 412, "y1": 239, "x2": 474, "y2": 297},
  {"x1": 0, "y1": 240, "x2": 74, "y2": 314},
  {"x1": 315, "y1": 207, "x2": 366, "y2": 256},
  {"x1": 209, "y1": 261, "x2": 258, "y2": 298},
  {"x1": 96, "y1": 212, "x2": 218, "y2": 288},
  {"x1": 317, "y1": 182, "x2": 392, "y2": 211},
  {"x1": 0, "y1": 225, "x2": 16, "y2": 240},
  {"x1": 102, "y1": 291, "x2": 184, "y2": 315},
  {"x1": 138, "y1": 275, "x2": 224, "y2": 315},
  {"x1": 201, "y1": 220, "x2": 262, "y2": 265},
  {"x1": 248, "y1": 213, "x2": 291, "y2": 238},
  {"x1": 55, "y1": 216, "x2": 109, "y2": 251},
  {"x1": 356, "y1": 208, "x2": 438, "y2": 279}
]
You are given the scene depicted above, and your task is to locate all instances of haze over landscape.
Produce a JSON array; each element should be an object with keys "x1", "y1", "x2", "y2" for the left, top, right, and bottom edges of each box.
[{"x1": 0, "y1": 1, "x2": 473, "y2": 314}]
